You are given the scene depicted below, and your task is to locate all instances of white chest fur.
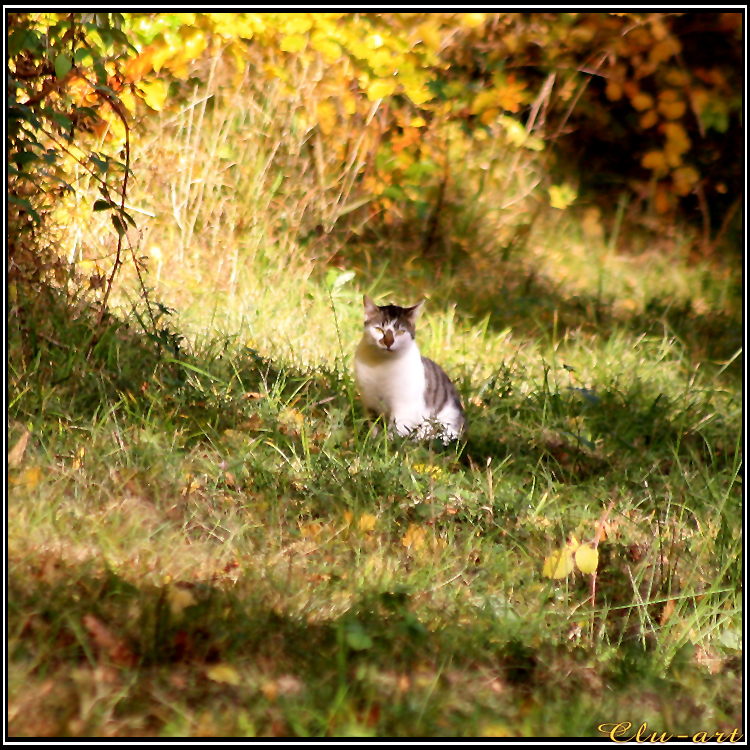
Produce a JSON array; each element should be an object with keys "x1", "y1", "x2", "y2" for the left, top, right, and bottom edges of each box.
[{"x1": 354, "y1": 337, "x2": 429, "y2": 436}]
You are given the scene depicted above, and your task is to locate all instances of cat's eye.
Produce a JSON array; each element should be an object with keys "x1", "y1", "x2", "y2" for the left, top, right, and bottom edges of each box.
[
  {"x1": 374, "y1": 327, "x2": 384, "y2": 333},
  {"x1": 396, "y1": 330, "x2": 406, "y2": 336}
]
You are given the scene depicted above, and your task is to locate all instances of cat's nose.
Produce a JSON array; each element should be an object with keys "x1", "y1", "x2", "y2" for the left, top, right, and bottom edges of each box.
[{"x1": 382, "y1": 330, "x2": 394, "y2": 348}]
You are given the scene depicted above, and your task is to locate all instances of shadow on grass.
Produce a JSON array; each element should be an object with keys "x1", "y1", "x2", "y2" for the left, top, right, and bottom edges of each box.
[
  {"x1": 343, "y1": 246, "x2": 742, "y2": 382},
  {"x1": 7, "y1": 563, "x2": 742, "y2": 738},
  {"x1": 462, "y1": 275, "x2": 743, "y2": 382}
]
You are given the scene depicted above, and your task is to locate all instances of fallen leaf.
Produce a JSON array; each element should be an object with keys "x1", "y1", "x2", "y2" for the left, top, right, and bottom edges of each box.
[
  {"x1": 574, "y1": 542, "x2": 599, "y2": 574},
  {"x1": 8, "y1": 430, "x2": 30, "y2": 467},
  {"x1": 14, "y1": 466, "x2": 42, "y2": 489},
  {"x1": 206, "y1": 663, "x2": 241, "y2": 685},
  {"x1": 402, "y1": 524, "x2": 426, "y2": 550},
  {"x1": 72, "y1": 446, "x2": 85, "y2": 469},
  {"x1": 543, "y1": 537, "x2": 579, "y2": 579},
  {"x1": 358, "y1": 514, "x2": 377, "y2": 532}
]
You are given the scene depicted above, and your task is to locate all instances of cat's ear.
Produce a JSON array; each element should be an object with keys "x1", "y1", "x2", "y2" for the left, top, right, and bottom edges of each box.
[
  {"x1": 363, "y1": 295, "x2": 380, "y2": 318},
  {"x1": 405, "y1": 299, "x2": 425, "y2": 324}
]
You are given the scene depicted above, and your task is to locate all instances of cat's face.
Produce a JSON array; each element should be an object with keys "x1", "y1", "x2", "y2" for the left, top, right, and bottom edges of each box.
[{"x1": 361, "y1": 295, "x2": 424, "y2": 354}]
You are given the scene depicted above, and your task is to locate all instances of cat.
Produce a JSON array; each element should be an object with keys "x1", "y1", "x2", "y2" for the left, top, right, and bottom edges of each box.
[{"x1": 354, "y1": 295, "x2": 466, "y2": 441}]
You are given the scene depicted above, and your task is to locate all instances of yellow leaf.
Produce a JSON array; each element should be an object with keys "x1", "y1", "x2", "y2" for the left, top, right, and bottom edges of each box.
[
  {"x1": 72, "y1": 446, "x2": 85, "y2": 470},
  {"x1": 316, "y1": 100, "x2": 337, "y2": 135},
  {"x1": 264, "y1": 63, "x2": 289, "y2": 83},
  {"x1": 664, "y1": 122, "x2": 691, "y2": 154},
  {"x1": 343, "y1": 92, "x2": 357, "y2": 115},
  {"x1": 605, "y1": 81, "x2": 622, "y2": 101},
  {"x1": 631, "y1": 92, "x2": 654, "y2": 111},
  {"x1": 207, "y1": 664, "x2": 241, "y2": 686},
  {"x1": 639, "y1": 109, "x2": 659, "y2": 129},
  {"x1": 123, "y1": 47, "x2": 156, "y2": 83},
  {"x1": 654, "y1": 187, "x2": 671, "y2": 214},
  {"x1": 497, "y1": 77, "x2": 527, "y2": 113},
  {"x1": 284, "y1": 16, "x2": 312, "y2": 34},
  {"x1": 548, "y1": 183, "x2": 577, "y2": 210},
  {"x1": 280, "y1": 34, "x2": 307, "y2": 54},
  {"x1": 181, "y1": 32, "x2": 207, "y2": 62},
  {"x1": 481, "y1": 107, "x2": 500, "y2": 126},
  {"x1": 368, "y1": 79, "x2": 397, "y2": 101},
  {"x1": 418, "y1": 21, "x2": 441, "y2": 51},
  {"x1": 311, "y1": 37, "x2": 341, "y2": 63},
  {"x1": 658, "y1": 99, "x2": 686, "y2": 120},
  {"x1": 664, "y1": 147, "x2": 682, "y2": 168},
  {"x1": 500, "y1": 115, "x2": 527, "y2": 147},
  {"x1": 409, "y1": 116, "x2": 427, "y2": 128},
  {"x1": 16, "y1": 466, "x2": 42, "y2": 489},
  {"x1": 650, "y1": 17, "x2": 668, "y2": 41},
  {"x1": 543, "y1": 549, "x2": 575, "y2": 579},
  {"x1": 649, "y1": 38, "x2": 681, "y2": 65},
  {"x1": 641, "y1": 150, "x2": 668, "y2": 175},
  {"x1": 463, "y1": 13, "x2": 486, "y2": 29},
  {"x1": 358, "y1": 514, "x2": 377, "y2": 533},
  {"x1": 301, "y1": 522, "x2": 323, "y2": 539},
  {"x1": 150, "y1": 42, "x2": 176, "y2": 73},
  {"x1": 403, "y1": 82, "x2": 433, "y2": 106},
  {"x1": 471, "y1": 90, "x2": 498, "y2": 115},
  {"x1": 402, "y1": 524, "x2": 426, "y2": 550},
  {"x1": 138, "y1": 79, "x2": 167, "y2": 112},
  {"x1": 281, "y1": 408, "x2": 304, "y2": 427},
  {"x1": 664, "y1": 69, "x2": 689, "y2": 87},
  {"x1": 672, "y1": 166, "x2": 700, "y2": 196},
  {"x1": 8, "y1": 430, "x2": 30, "y2": 467},
  {"x1": 118, "y1": 89, "x2": 136, "y2": 114},
  {"x1": 543, "y1": 536, "x2": 579, "y2": 578},
  {"x1": 574, "y1": 542, "x2": 599, "y2": 574}
]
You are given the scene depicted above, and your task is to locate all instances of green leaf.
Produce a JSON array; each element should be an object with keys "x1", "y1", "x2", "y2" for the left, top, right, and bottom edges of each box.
[
  {"x1": 90, "y1": 154, "x2": 110, "y2": 174},
  {"x1": 121, "y1": 209, "x2": 137, "y2": 228},
  {"x1": 50, "y1": 112, "x2": 73, "y2": 133},
  {"x1": 8, "y1": 195, "x2": 41, "y2": 223},
  {"x1": 54, "y1": 53, "x2": 73, "y2": 80},
  {"x1": 74, "y1": 46, "x2": 94, "y2": 66},
  {"x1": 93, "y1": 199, "x2": 113, "y2": 211},
  {"x1": 8, "y1": 28, "x2": 42, "y2": 58},
  {"x1": 111, "y1": 214, "x2": 126, "y2": 237},
  {"x1": 13, "y1": 151, "x2": 39, "y2": 169}
]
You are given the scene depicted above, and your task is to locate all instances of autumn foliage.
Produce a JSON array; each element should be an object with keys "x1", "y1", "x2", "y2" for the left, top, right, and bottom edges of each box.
[{"x1": 7, "y1": 12, "x2": 742, "y2": 298}]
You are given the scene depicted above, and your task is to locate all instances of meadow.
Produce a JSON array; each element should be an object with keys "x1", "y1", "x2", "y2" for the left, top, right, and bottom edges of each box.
[{"x1": 8, "y1": 44, "x2": 743, "y2": 738}]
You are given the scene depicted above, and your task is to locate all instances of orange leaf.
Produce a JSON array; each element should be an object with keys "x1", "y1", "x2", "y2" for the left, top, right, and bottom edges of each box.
[{"x1": 402, "y1": 524, "x2": 426, "y2": 550}]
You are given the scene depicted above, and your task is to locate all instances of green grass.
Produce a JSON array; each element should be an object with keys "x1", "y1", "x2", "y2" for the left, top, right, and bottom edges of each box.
[
  {"x1": 8, "y1": 249, "x2": 742, "y2": 736},
  {"x1": 7, "y1": 57, "x2": 742, "y2": 736}
]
